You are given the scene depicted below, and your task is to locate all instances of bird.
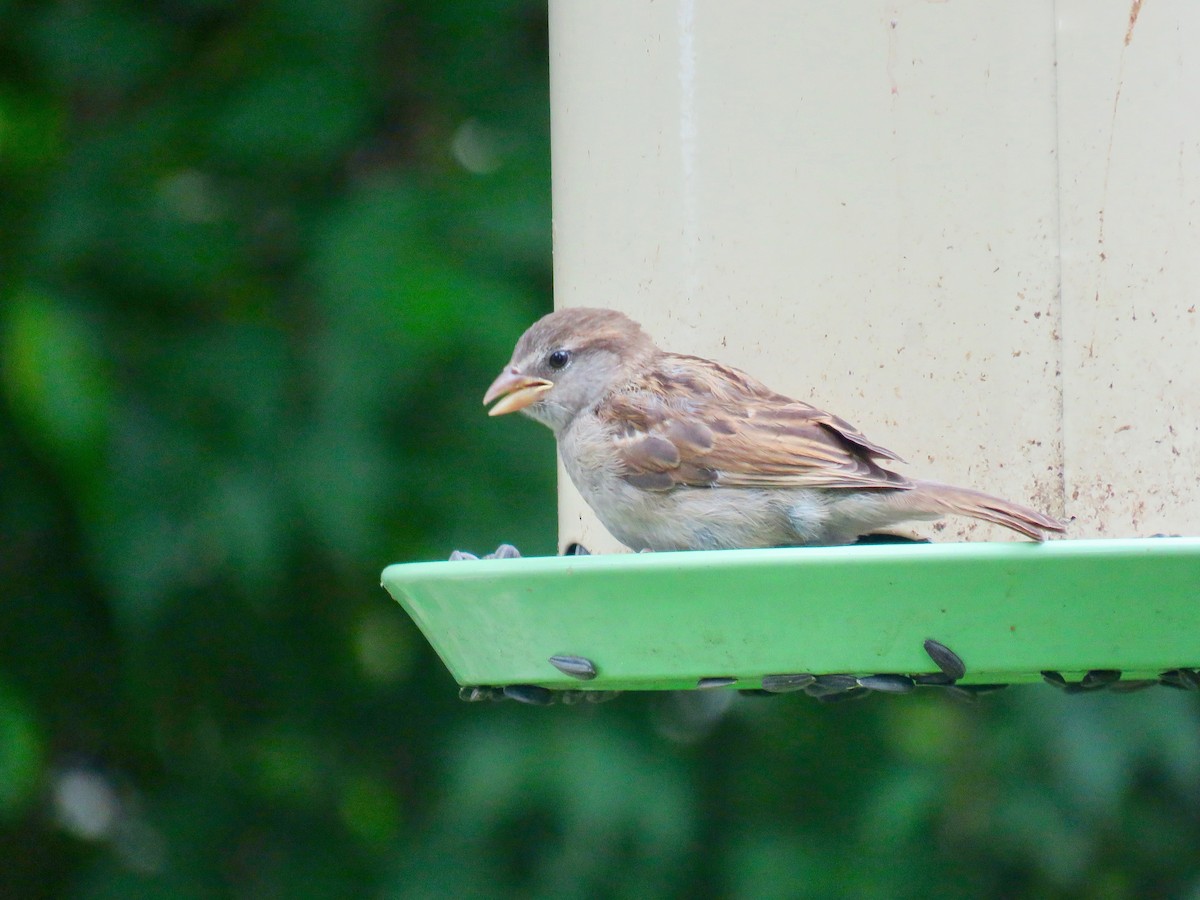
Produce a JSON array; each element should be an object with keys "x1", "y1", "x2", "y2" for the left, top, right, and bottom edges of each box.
[{"x1": 483, "y1": 307, "x2": 1066, "y2": 551}]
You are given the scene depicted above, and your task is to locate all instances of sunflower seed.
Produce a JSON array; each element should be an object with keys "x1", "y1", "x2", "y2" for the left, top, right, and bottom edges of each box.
[
  {"x1": 804, "y1": 677, "x2": 860, "y2": 699},
  {"x1": 1160, "y1": 669, "x2": 1200, "y2": 691},
  {"x1": 697, "y1": 676, "x2": 738, "y2": 690},
  {"x1": 458, "y1": 685, "x2": 494, "y2": 702},
  {"x1": 958, "y1": 683, "x2": 1008, "y2": 696},
  {"x1": 1041, "y1": 670, "x2": 1068, "y2": 688},
  {"x1": 484, "y1": 543, "x2": 521, "y2": 560},
  {"x1": 858, "y1": 674, "x2": 916, "y2": 694},
  {"x1": 1042, "y1": 671, "x2": 1088, "y2": 693},
  {"x1": 549, "y1": 655, "x2": 598, "y2": 681},
  {"x1": 760, "y1": 673, "x2": 816, "y2": 693},
  {"x1": 1177, "y1": 669, "x2": 1200, "y2": 690},
  {"x1": 503, "y1": 684, "x2": 555, "y2": 706},
  {"x1": 813, "y1": 674, "x2": 859, "y2": 690},
  {"x1": 1080, "y1": 669, "x2": 1122, "y2": 689},
  {"x1": 448, "y1": 550, "x2": 479, "y2": 562},
  {"x1": 913, "y1": 673, "x2": 956, "y2": 686},
  {"x1": 923, "y1": 639, "x2": 966, "y2": 681}
]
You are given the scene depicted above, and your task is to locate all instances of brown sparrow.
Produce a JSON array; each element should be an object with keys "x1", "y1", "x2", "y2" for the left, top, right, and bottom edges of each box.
[{"x1": 484, "y1": 308, "x2": 1066, "y2": 551}]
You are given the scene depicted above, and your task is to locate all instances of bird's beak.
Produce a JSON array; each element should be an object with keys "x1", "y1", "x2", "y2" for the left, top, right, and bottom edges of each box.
[{"x1": 483, "y1": 368, "x2": 554, "y2": 416}]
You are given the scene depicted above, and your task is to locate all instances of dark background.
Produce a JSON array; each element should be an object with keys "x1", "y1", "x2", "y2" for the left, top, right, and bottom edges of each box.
[{"x1": 2, "y1": 1, "x2": 1198, "y2": 897}]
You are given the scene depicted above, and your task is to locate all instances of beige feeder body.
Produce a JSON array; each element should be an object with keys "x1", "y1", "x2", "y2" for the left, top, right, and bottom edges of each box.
[{"x1": 548, "y1": 0, "x2": 1200, "y2": 554}]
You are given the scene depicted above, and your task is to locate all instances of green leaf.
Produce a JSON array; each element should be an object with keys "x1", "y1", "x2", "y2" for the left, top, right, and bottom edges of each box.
[
  {"x1": 1, "y1": 287, "x2": 112, "y2": 477},
  {"x1": 0, "y1": 680, "x2": 42, "y2": 819},
  {"x1": 0, "y1": 87, "x2": 64, "y2": 172},
  {"x1": 210, "y1": 67, "x2": 365, "y2": 171}
]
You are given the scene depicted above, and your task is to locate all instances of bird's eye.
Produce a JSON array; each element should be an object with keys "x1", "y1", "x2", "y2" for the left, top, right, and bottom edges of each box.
[{"x1": 547, "y1": 349, "x2": 571, "y2": 370}]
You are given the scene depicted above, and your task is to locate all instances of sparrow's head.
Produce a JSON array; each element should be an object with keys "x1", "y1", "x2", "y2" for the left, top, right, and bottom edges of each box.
[{"x1": 484, "y1": 307, "x2": 657, "y2": 433}]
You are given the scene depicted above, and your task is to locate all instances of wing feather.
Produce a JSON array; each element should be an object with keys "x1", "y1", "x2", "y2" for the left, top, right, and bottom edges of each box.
[{"x1": 602, "y1": 354, "x2": 910, "y2": 493}]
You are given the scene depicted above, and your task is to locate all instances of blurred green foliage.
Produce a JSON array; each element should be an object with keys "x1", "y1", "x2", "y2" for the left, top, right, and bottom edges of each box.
[{"x1": 1, "y1": 2, "x2": 1198, "y2": 898}]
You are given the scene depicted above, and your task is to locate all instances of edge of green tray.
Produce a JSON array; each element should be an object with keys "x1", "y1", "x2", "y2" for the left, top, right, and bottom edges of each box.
[{"x1": 381, "y1": 537, "x2": 1200, "y2": 691}]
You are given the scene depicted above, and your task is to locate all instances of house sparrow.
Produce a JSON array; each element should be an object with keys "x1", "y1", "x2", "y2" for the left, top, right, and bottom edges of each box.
[{"x1": 484, "y1": 308, "x2": 1065, "y2": 551}]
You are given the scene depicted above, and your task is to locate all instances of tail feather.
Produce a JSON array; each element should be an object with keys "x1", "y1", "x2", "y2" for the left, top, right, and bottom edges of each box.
[{"x1": 905, "y1": 480, "x2": 1067, "y2": 541}]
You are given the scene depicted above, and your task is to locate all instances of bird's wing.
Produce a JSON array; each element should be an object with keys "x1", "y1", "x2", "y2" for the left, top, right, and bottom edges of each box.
[{"x1": 600, "y1": 354, "x2": 911, "y2": 492}]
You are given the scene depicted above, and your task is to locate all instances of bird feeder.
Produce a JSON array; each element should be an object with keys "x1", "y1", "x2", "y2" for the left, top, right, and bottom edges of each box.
[{"x1": 383, "y1": 1, "x2": 1200, "y2": 697}]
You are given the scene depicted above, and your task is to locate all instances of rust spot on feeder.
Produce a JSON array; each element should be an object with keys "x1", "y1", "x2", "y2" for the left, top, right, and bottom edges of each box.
[{"x1": 1125, "y1": 0, "x2": 1145, "y2": 46}]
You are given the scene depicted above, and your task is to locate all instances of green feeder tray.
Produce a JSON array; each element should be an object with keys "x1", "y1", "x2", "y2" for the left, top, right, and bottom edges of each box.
[{"x1": 380, "y1": 537, "x2": 1200, "y2": 692}]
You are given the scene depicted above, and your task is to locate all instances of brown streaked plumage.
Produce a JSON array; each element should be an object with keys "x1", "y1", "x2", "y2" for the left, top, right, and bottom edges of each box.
[{"x1": 484, "y1": 307, "x2": 1067, "y2": 551}]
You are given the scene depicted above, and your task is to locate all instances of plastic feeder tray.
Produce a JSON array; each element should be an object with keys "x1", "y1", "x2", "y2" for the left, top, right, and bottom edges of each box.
[{"x1": 381, "y1": 537, "x2": 1200, "y2": 692}]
